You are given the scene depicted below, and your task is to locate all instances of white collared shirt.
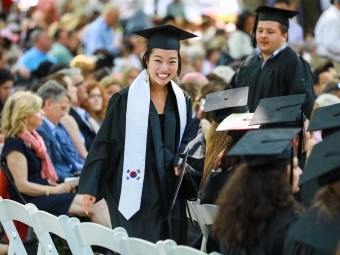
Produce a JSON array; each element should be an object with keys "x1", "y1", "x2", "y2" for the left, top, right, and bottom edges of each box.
[
  {"x1": 258, "y1": 43, "x2": 288, "y2": 68},
  {"x1": 315, "y1": 5, "x2": 340, "y2": 62}
]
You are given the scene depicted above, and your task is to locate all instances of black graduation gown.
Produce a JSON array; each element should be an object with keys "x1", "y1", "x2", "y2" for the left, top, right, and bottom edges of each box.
[
  {"x1": 219, "y1": 208, "x2": 298, "y2": 255},
  {"x1": 284, "y1": 207, "x2": 340, "y2": 255},
  {"x1": 200, "y1": 169, "x2": 234, "y2": 205},
  {"x1": 229, "y1": 47, "x2": 314, "y2": 119},
  {"x1": 78, "y1": 83, "x2": 205, "y2": 244}
]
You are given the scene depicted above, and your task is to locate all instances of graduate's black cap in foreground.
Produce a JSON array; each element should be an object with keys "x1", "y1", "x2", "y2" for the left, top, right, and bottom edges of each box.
[
  {"x1": 133, "y1": 25, "x2": 197, "y2": 50},
  {"x1": 249, "y1": 94, "x2": 306, "y2": 126},
  {"x1": 227, "y1": 128, "x2": 300, "y2": 166},
  {"x1": 254, "y1": 6, "x2": 299, "y2": 28},
  {"x1": 204, "y1": 87, "x2": 249, "y2": 123},
  {"x1": 299, "y1": 130, "x2": 340, "y2": 186},
  {"x1": 204, "y1": 87, "x2": 249, "y2": 113},
  {"x1": 307, "y1": 103, "x2": 340, "y2": 138}
]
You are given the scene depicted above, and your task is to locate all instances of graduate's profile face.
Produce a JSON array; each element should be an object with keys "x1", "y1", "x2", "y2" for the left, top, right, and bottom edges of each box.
[
  {"x1": 256, "y1": 21, "x2": 288, "y2": 55},
  {"x1": 287, "y1": 156, "x2": 302, "y2": 193},
  {"x1": 146, "y1": 48, "x2": 179, "y2": 86}
]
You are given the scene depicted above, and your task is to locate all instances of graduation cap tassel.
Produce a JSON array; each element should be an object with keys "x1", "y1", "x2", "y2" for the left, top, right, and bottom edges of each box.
[
  {"x1": 297, "y1": 111, "x2": 303, "y2": 159},
  {"x1": 251, "y1": 12, "x2": 259, "y2": 48},
  {"x1": 290, "y1": 147, "x2": 294, "y2": 186}
]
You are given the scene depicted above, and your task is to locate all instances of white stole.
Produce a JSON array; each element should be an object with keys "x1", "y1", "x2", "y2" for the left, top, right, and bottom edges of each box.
[{"x1": 118, "y1": 69, "x2": 187, "y2": 220}]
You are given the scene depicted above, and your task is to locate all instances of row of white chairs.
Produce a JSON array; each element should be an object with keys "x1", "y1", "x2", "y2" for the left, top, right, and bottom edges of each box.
[{"x1": 0, "y1": 197, "x2": 221, "y2": 255}]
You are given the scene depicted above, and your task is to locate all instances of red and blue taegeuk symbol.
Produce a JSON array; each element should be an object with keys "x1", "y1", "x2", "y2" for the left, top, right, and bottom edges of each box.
[{"x1": 130, "y1": 171, "x2": 137, "y2": 178}]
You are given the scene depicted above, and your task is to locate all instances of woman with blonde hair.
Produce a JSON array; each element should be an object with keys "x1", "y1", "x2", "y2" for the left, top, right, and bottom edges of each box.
[
  {"x1": 1, "y1": 91, "x2": 111, "y2": 227},
  {"x1": 81, "y1": 80, "x2": 106, "y2": 125},
  {"x1": 99, "y1": 75, "x2": 122, "y2": 105},
  {"x1": 70, "y1": 54, "x2": 96, "y2": 80}
]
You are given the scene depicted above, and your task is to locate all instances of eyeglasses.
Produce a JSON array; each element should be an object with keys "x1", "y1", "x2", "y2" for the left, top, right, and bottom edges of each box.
[{"x1": 74, "y1": 80, "x2": 85, "y2": 87}]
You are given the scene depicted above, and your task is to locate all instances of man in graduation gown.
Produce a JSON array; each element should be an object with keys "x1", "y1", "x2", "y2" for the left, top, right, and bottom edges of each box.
[
  {"x1": 77, "y1": 48, "x2": 205, "y2": 247},
  {"x1": 229, "y1": 6, "x2": 314, "y2": 119}
]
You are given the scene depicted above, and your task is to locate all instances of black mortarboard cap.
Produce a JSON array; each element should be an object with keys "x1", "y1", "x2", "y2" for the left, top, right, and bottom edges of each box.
[
  {"x1": 204, "y1": 87, "x2": 249, "y2": 123},
  {"x1": 133, "y1": 25, "x2": 197, "y2": 50},
  {"x1": 299, "y1": 130, "x2": 340, "y2": 186},
  {"x1": 307, "y1": 103, "x2": 340, "y2": 139},
  {"x1": 251, "y1": 6, "x2": 298, "y2": 47},
  {"x1": 249, "y1": 94, "x2": 306, "y2": 126},
  {"x1": 249, "y1": 94, "x2": 306, "y2": 158},
  {"x1": 228, "y1": 128, "x2": 300, "y2": 166},
  {"x1": 255, "y1": 6, "x2": 298, "y2": 28}
]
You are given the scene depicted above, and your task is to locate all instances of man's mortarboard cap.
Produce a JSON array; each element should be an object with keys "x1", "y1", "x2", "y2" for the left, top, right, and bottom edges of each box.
[
  {"x1": 254, "y1": 6, "x2": 299, "y2": 28},
  {"x1": 227, "y1": 128, "x2": 300, "y2": 166},
  {"x1": 299, "y1": 130, "x2": 340, "y2": 186},
  {"x1": 307, "y1": 103, "x2": 340, "y2": 135},
  {"x1": 133, "y1": 25, "x2": 197, "y2": 51}
]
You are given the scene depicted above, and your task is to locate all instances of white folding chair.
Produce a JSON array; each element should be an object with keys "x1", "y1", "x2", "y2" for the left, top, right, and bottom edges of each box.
[
  {"x1": 68, "y1": 217, "x2": 127, "y2": 255},
  {"x1": 0, "y1": 197, "x2": 33, "y2": 255},
  {"x1": 117, "y1": 235, "x2": 163, "y2": 255},
  {"x1": 25, "y1": 204, "x2": 83, "y2": 255},
  {"x1": 187, "y1": 201, "x2": 219, "y2": 252}
]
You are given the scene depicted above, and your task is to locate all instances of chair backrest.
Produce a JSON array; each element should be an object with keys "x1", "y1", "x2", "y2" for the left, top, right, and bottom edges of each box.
[
  {"x1": 155, "y1": 239, "x2": 177, "y2": 255},
  {"x1": 0, "y1": 197, "x2": 29, "y2": 255},
  {"x1": 118, "y1": 235, "x2": 162, "y2": 255},
  {"x1": 25, "y1": 204, "x2": 83, "y2": 255},
  {"x1": 169, "y1": 245, "x2": 209, "y2": 255},
  {"x1": 188, "y1": 201, "x2": 219, "y2": 239},
  {"x1": 0, "y1": 158, "x2": 26, "y2": 204},
  {"x1": 68, "y1": 218, "x2": 126, "y2": 255},
  {"x1": 198, "y1": 204, "x2": 219, "y2": 226}
]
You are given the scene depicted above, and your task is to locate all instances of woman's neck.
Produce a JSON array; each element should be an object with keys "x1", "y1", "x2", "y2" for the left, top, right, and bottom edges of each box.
[{"x1": 149, "y1": 78, "x2": 168, "y2": 94}]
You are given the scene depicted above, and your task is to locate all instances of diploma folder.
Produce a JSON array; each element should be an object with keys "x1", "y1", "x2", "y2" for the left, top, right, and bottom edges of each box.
[{"x1": 169, "y1": 150, "x2": 189, "y2": 212}]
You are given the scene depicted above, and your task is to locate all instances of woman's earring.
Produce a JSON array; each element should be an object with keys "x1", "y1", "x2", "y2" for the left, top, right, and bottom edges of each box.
[
  {"x1": 144, "y1": 69, "x2": 149, "y2": 83},
  {"x1": 173, "y1": 74, "x2": 180, "y2": 84}
]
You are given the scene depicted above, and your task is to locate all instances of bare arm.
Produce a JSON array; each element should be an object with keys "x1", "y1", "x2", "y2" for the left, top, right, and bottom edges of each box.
[
  {"x1": 60, "y1": 114, "x2": 88, "y2": 159},
  {"x1": 6, "y1": 151, "x2": 74, "y2": 196}
]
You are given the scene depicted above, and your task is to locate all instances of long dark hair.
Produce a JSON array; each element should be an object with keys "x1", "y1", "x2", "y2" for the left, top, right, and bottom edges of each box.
[
  {"x1": 212, "y1": 162, "x2": 304, "y2": 248},
  {"x1": 142, "y1": 48, "x2": 182, "y2": 76},
  {"x1": 236, "y1": 11, "x2": 255, "y2": 32}
]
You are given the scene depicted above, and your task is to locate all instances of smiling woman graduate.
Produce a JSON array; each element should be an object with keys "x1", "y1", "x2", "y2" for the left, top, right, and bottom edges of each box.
[{"x1": 77, "y1": 25, "x2": 205, "y2": 244}]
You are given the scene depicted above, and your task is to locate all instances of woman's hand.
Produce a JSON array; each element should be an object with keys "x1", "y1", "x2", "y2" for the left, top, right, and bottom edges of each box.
[
  {"x1": 174, "y1": 165, "x2": 188, "y2": 176},
  {"x1": 53, "y1": 183, "x2": 74, "y2": 194},
  {"x1": 82, "y1": 194, "x2": 96, "y2": 215}
]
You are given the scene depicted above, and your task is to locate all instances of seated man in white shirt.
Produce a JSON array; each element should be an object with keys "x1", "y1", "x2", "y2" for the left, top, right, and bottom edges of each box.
[{"x1": 314, "y1": 0, "x2": 340, "y2": 73}]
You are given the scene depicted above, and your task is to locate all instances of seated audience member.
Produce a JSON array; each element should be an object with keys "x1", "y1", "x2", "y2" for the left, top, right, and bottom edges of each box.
[
  {"x1": 179, "y1": 82, "x2": 200, "y2": 111},
  {"x1": 48, "y1": 28, "x2": 73, "y2": 64},
  {"x1": 16, "y1": 30, "x2": 56, "y2": 73},
  {"x1": 227, "y1": 11, "x2": 255, "y2": 61},
  {"x1": 0, "y1": 68, "x2": 14, "y2": 143},
  {"x1": 70, "y1": 54, "x2": 96, "y2": 81},
  {"x1": 93, "y1": 49, "x2": 115, "y2": 71},
  {"x1": 313, "y1": 62, "x2": 339, "y2": 97},
  {"x1": 1, "y1": 91, "x2": 111, "y2": 226},
  {"x1": 36, "y1": 81, "x2": 83, "y2": 180},
  {"x1": 99, "y1": 75, "x2": 122, "y2": 106},
  {"x1": 81, "y1": 80, "x2": 106, "y2": 126},
  {"x1": 67, "y1": 68, "x2": 96, "y2": 151},
  {"x1": 322, "y1": 81, "x2": 340, "y2": 98},
  {"x1": 212, "y1": 129, "x2": 304, "y2": 255},
  {"x1": 284, "y1": 130, "x2": 340, "y2": 255},
  {"x1": 0, "y1": 68, "x2": 14, "y2": 114},
  {"x1": 92, "y1": 67, "x2": 112, "y2": 82},
  {"x1": 120, "y1": 66, "x2": 140, "y2": 87},
  {"x1": 181, "y1": 72, "x2": 209, "y2": 88}
]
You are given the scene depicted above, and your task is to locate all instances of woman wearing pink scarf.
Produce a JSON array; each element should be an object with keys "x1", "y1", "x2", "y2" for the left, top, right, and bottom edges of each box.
[{"x1": 1, "y1": 91, "x2": 110, "y2": 226}]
